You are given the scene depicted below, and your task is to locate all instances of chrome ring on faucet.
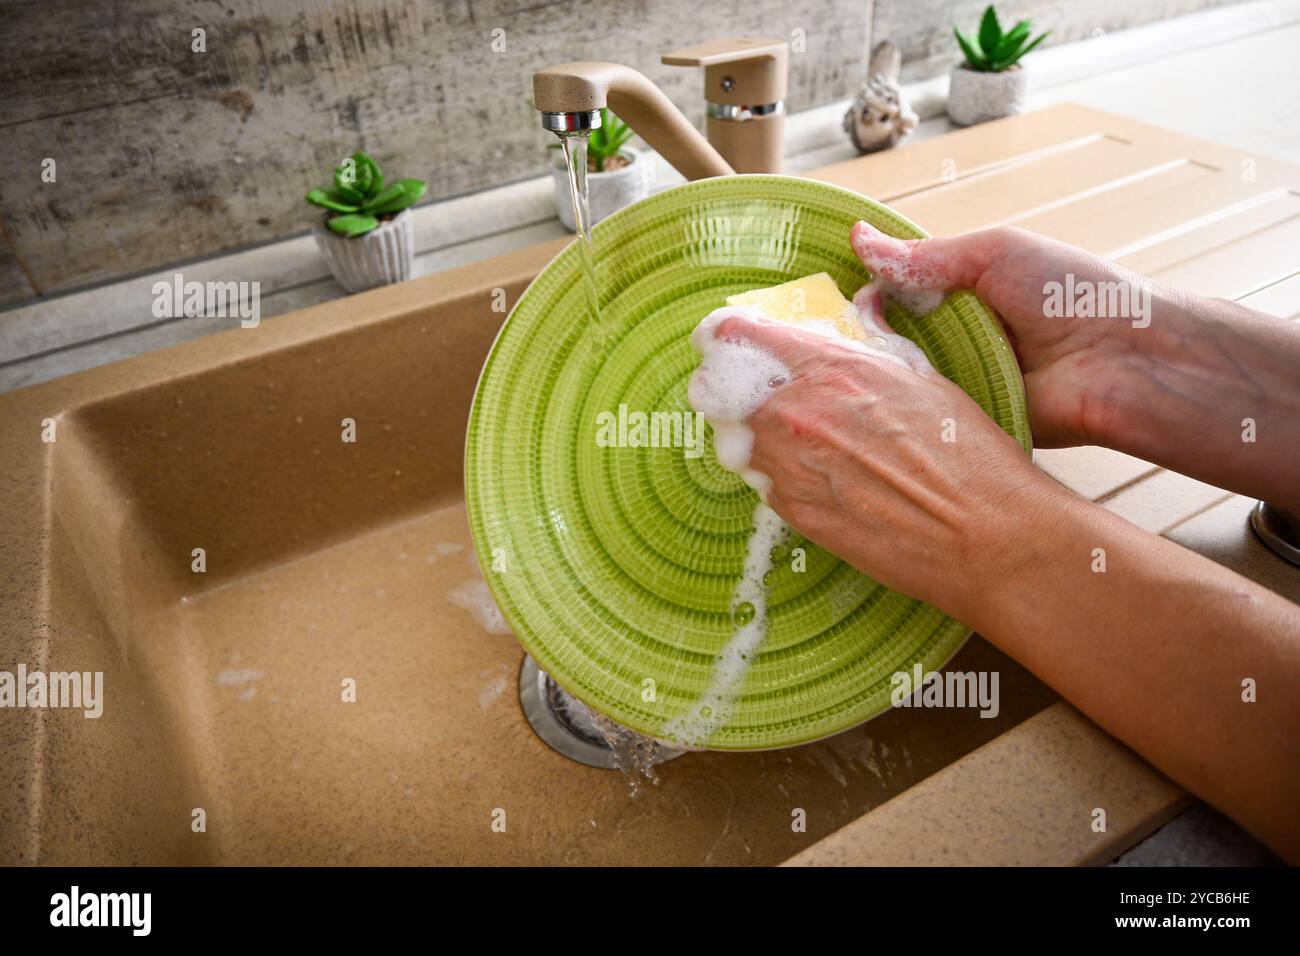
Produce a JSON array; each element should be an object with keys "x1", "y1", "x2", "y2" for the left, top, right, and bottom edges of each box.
[
  {"x1": 707, "y1": 100, "x2": 785, "y2": 122},
  {"x1": 541, "y1": 110, "x2": 603, "y2": 133}
]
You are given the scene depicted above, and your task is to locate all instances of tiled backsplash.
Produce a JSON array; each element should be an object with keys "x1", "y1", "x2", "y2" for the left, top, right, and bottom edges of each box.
[{"x1": 0, "y1": 0, "x2": 1244, "y2": 304}]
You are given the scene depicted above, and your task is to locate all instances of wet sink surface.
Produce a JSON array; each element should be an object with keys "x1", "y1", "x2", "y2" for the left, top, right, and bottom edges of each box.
[
  {"x1": 2, "y1": 245, "x2": 1056, "y2": 865},
  {"x1": 142, "y1": 503, "x2": 1051, "y2": 866}
]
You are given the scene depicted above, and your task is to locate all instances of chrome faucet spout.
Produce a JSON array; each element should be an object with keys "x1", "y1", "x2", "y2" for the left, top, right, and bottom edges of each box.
[{"x1": 541, "y1": 110, "x2": 603, "y2": 135}]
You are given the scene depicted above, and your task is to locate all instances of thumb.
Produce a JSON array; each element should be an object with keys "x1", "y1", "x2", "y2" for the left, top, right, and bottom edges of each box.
[{"x1": 850, "y1": 220, "x2": 995, "y2": 291}]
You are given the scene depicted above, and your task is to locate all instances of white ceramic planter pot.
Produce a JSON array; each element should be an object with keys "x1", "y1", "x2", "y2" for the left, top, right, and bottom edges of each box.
[
  {"x1": 313, "y1": 208, "x2": 413, "y2": 293},
  {"x1": 947, "y1": 65, "x2": 1028, "y2": 127},
  {"x1": 552, "y1": 148, "x2": 652, "y2": 231}
]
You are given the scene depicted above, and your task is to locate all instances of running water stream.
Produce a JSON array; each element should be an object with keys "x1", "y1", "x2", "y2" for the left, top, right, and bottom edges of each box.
[
  {"x1": 555, "y1": 127, "x2": 675, "y2": 793},
  {"x1": 557, "y1": 133, "x2": 607, "y2": 354}
]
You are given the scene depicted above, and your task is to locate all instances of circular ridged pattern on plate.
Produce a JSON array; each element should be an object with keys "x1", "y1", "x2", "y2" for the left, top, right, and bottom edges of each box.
[{"x1": 465, "y1": 175, "x2": 1030, "y2": 751}]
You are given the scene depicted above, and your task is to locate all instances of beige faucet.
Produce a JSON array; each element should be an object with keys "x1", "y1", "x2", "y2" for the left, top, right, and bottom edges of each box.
[
  {"x1": 532, "y1": 38, "x2": 789, "y2": 182},
  {"x1": 663, "y1": 37, "x2": 789, "y2": 174}
]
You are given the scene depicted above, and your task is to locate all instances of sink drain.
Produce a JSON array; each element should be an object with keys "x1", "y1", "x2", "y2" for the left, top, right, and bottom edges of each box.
[{"x1": 518, "y1": 655, "x2": 685, "y2": 770}]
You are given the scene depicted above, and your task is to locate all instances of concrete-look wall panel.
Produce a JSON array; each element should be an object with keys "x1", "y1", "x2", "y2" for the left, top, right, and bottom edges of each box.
[
  {"x1": 0, "y1": 0, "x2": 1248, "y2": 303},
  {"x1": 0, "y1": 0, "x2": 871, "y2": 302}
]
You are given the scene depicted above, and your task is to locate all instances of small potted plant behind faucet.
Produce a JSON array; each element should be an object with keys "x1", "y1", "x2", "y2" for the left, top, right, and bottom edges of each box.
[
  {"x1": 551, "y1": 108, "x2": 652, "y2": 231},
  {"x1": 306, "y1": 152, "x2": 427, "y2": 293},
  {"x1": 948, "y1": 5, "x2": 1049, "y2": 127}
]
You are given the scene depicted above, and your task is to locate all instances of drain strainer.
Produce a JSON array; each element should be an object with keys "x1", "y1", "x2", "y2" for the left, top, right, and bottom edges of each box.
[
  {"x1": 518, "y1": 656, "x2": 685, "y2": 770},
  {"x1": 1251, "y1": 501, "x2": 1300, "y2": 567}
]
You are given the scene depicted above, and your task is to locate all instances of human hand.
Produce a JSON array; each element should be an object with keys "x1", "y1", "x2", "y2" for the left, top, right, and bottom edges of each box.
[
  {"x1": 701, "y1": 229, "x2": 1300, "y2": 863},
  {"x1": 850, "y1": 221, "x2": 1150, "y2": 449},
  {"x1": 705, "y1": 310, "x2": 1066, "y2": 622}
]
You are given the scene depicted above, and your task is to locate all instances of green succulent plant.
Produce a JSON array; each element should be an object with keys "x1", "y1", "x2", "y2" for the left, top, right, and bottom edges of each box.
[
  {"x1": 587, "y1": 108, "x2": 635, "y2": 171},
  {"x1": 306, "y1": 151, "x2": 427, "y2": 238},
  {"x1": 955, "y1": 5, "x2": 1049, "y2": 73}
]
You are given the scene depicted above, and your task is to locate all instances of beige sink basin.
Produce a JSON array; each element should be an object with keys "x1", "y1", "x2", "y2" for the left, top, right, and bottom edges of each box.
[
  {"x1": 0, "y1": 233, "x2": 1063, "y2": 865},
  {"x1": 19, "y1": 103, "x2": 1285, "y2": 865}
]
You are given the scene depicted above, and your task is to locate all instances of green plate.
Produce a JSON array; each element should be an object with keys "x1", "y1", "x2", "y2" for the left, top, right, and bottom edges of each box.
[{"x1": 465, "y1": 174, "x2": 1029, "y2": 751}]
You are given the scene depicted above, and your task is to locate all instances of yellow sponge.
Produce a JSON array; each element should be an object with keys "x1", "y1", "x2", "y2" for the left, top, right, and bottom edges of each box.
[{"x1": 725, "y1": 272, "x2": 866, "y2": 341}]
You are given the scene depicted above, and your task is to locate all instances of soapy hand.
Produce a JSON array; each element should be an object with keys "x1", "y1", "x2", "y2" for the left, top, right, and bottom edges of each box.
[
  {"x1": 850, "y1": 221, "x2": 1148, "y2": 449},
  {"x1": 694, "y1": 220, "x2": 1182, "y2": 616},
  {"x1": 699, "y1": 226, "x2": 1300, "y2": 863},
  {"x1": 708, "y1": 310, "x2": 1063, "y2": 622},
  {"x1": 850, "y1": 221, "x2": 1300, "y2": 512}
]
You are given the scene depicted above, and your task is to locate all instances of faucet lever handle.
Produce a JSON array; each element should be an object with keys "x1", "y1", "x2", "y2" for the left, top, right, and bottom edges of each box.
[{"x1": 662, "y1": 38, "x2": 788, "y2": 105}]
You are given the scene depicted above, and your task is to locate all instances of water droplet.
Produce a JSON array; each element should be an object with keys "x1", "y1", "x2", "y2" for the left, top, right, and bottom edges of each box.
[
  {"x1": 768, "y1": 374, "x2": 788, "y2": 388},
  {"x1": 732, "y1": 601, "x2": 756, "y2": 626}
]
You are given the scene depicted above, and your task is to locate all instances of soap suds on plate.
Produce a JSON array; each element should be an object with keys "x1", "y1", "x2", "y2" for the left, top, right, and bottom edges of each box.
[
  {"x1": 674, "y1": 272, "x2": 936, "y2": 746},
  {"x1": 662, "y1": 500, "x2": 789, "y2": 747},
  {"x1": 687, "y1": 305, "x2": 791, "y2": 499},
  {"x1": 688, "y1": 283, "x2": 934, "y2": 501}
]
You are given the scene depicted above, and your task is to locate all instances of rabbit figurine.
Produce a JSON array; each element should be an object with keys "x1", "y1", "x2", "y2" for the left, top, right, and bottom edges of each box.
[{"x1": 843, "y1": 40, "x2": 919, "y2": 154}]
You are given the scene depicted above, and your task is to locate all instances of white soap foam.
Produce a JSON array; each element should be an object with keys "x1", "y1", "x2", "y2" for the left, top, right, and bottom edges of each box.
[
  {"x1": 215, "y1": 669, "x2": 264, "y2": 687},
  {"x1": 850, "y1": 285, "x2": 935, "y2": 374},
  {"x1": 675, "y1": 306, "x2": 801, "y2": 744},
  {"x1": 674, "y1": 293, "x2": 933, "y2": 746},
  {"x1": 449, "y1": 578, "x2": 512, "y2": 635},
  {"x1": 688, "y1": 305, "x2": 792, "y2": 498},
  {"x1": 662, "y1": 501, "x2": 789, "y2": 747},
  {"x1": 851, "y1": 228, "x2": 947, "y2": 317},
  {"x1": 891, "y1": 286, "x2": 944, "y2": 316}
]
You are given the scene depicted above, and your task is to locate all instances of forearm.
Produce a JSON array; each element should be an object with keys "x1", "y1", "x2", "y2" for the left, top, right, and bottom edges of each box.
[
  {"x1": 965, "y1": 484, "x2": 1300, "y2": 861},
  {"x1": 1099, "y1": 287, "x2": 1300, "y2": 511}
]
